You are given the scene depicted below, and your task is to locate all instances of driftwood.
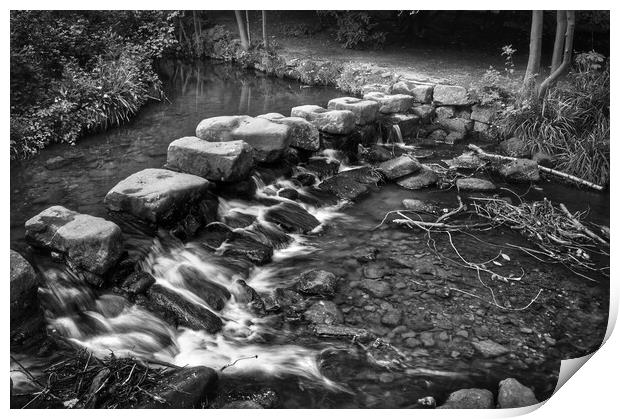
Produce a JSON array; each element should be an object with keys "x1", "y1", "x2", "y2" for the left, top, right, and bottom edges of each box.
[{"x1": 467, "y1": 144, "x2": 605, "y2": 191}]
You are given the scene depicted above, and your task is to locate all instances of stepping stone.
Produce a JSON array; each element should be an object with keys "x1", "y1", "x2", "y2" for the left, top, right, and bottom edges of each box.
[
  {"x1": 363, "y1": 92, "x2": 415, "y2": 114},
  {"x1": 396, "y1": 166, "x2": 439, "y2": 190},
  {"x1": 257, "y1": 113, "x2": 320, "y2": 151},
  {"x1": 327, "y1": 97, "x2": 380, "y2": 125},
  {"x1": 295, "y1": 269, "x2": 338, "y2": 297},
  {"x1": 195, "y1": 116, "x2": 291, "y2": 162},
  {"x1": 437, "y1": 389, "x2": 494, "y2": 409},
  {"x1": 390, "y1": 80, "x2": 434, "y2": 104},
  {"x1": 377, "y1": 155, "x2": 421, "y2": 180},
  {"x1": 167, "y1": 137, "x2": 254, "y2": 182},
  {"x1": 104, "y1": 168, "x2": 216, "y2": 225},
  {"x1": 456, "y1": 177, "x2": 496, "y2": 192},
  {"x1": 291, "y1": 105, "x2": 356, "y2": 135},
  {"x1": 318, "y1": 167, "x2": 382, "y2": 201},
  {"x1": 433, "y1": 85, "x2": 470, "y2": 105},
  {"x1": 25, "y1": 206, "x2": 122, "y2": 276}
]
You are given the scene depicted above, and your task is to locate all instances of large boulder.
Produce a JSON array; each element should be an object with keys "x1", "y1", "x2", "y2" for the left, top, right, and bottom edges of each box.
[
  {"x1": 146, "y1": 283, "x2": 223, "y2": 333},
  {"x1": 363, "y1": 92, "x2": 415, "y2": 114},
  {"x1": 438, "y1": 389, "x2": 494, "y2": 409},
  {"x1": 497, "y1": 378, "x2": 539, "y2": 408},
  {"x1": 25, "y1": 206, "x2": 122, "y2": 276},
  {"x1": 139, "y1": 366, "x2": 218, "y2": 408},
  {"x1": 167, "y1": 137, "x2": 254, "y2": 182},
  {"x1": 10, "y1": 250, "x2": 43, "y2": 340},
  {"x1": 377, "y1": 155, "x2": 421, "y2": 180},
  {"x1": 456, "y1": 177, "x2": 496, "y2": 192},
  {"x1": 263, "y1": 202, "x2": 320, "y2": 233},
  {"x1": 498, "y1": 159, "x2": 540, "y2": 182},
  {"x1": 295, "y1": 269, "x2": 338, "y2": 298},
  {"x1": 291, "y1": 105, "x2": 356, "y2": 135},
  {"x1": 396, "y1": 166, "x2": 439, "y2": 190},
  {"x1": 257, "y1": 113, "x2": 320, "y2": 151},
  {"x1": 391, "y1": 80, "x2": 434, "y2": 103},
  {"x1": 433, "y1": 85, "x2": 470, "y2": 105},
  {"x1": 327, "y1": 97, "x2": 380, "y2": 125},
  {"x1": 104, "y1": 168, "x2": 217, "y2": 225},
  {"x1": 319, "y1": 167, "x2": 382, "y2": 200}
]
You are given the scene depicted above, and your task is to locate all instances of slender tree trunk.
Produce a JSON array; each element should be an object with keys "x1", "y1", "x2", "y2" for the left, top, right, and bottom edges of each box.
[
  {"x1": 551, "y1": 11, "x2": 567, "y2": 73},
  {"x1": 192, "y1": 10, "x2": 199, "y2": 44},
  {"x1": 523, "y1": 10, "x2": 544, "y2": 92},
  {"x1": 246, "y1": 11, "x2": 251, "y2": 45},
  {"x1": 234, "y1": 10, "x2": 249, "y2": 50},
  {"x1": 262, "y1": 10, "x2": 268, "y2": 48},
  {"x1": 539, "y1": 11, "x2": 576, "y2": 99}
]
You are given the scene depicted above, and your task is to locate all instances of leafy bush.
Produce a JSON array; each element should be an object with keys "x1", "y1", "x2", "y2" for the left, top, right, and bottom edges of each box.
[
  {"x1": 10, "y1": 11, "x2": 175, "y2": 160},
  {"x1": 500, "y1": 53, "x2": 610, "y2": 186},
  {"x1": 320, "y1": 11, "x2": 386, "y2": 49}
]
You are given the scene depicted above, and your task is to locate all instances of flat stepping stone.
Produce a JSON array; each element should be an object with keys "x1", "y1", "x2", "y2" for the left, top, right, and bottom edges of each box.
[
  {"x1": 327, "y1": 97, "x2": 380, "y2": 125},
  {"x1": 396, "y1": 166, "x2": 439, "y2": 190},
  {"x1": 257, "y1": 113, "x2": 319, "y2": 151},
  {"x1": 456, "y1": 177, "x2": 496, "y2": 192},
  {"x1": 104, "y1": 168, "x2": 215, "y2": 225},
  {"x1": 377, "y1": 155, "x2": 421, "y2": 180},
  {"x1": 363, "y1": 92, "x2": 415, "y2": 114},
  {"x1": 25, "y1": 206, "x2": 122, "y2": 276},
  {"x1": 195, "y1": 116, "x2": 290, "y2": 162},
  {"x1": 167, "y1": 137, "x2": 254, "y2": 182},
  {"x1": 291, "y1": 105, "x2": 356, "y2": 135}
]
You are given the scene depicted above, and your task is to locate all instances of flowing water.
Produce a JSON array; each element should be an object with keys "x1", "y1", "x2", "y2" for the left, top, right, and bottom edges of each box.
[{"x1": 10, "y1": 60, "x2": 610, "y2": 408}]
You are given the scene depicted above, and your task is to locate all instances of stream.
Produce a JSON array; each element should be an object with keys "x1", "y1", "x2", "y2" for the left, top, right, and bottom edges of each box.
[{"x1": 10, "y1": 60, "x2": 610, "y2": 408}]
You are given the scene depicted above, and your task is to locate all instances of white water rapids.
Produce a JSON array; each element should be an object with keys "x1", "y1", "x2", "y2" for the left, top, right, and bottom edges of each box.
[{"x1": 35, "y1": 169, "x2": 356, "y2": 391}]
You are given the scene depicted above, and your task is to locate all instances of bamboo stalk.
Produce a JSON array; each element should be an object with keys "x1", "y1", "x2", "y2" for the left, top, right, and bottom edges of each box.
[{"x1": 467, "y1": 144, "x2": 605, "y2": 191}]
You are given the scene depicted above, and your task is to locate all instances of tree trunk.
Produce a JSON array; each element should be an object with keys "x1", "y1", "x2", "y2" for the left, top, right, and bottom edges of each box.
[
  {"x1": 246, "y1": 11, "x2": 251, "y2": 45},
  {"x1": 551, "y1": 11, "x2": 567, "y2": 73},
  {"x1": 262, "y1": 11, "x2": 268, "y2": 49},
  {"x1": 523, "y1": 10, "x2": 544, "y2": 92},
  {"x1": 539, "y1": 11, "x2": 576, "y2": 99},
  {"x1": 234, "y1": 10, "x2": 249, "y2": 50},
  {"x1": 192, "y1": 10, "x2": 199, "y2": 44}
]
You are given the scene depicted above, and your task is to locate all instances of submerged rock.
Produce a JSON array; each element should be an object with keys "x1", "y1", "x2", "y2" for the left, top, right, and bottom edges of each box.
[
  {"x1": 360, "y1": 278, "x2": 392, "y2": 298},
  {"x1": 377, "y1": 155, "x2": 421, "y2": 180},
  {"x1": 497, "y1": 378, "x2": 539, "y2": 408},
  {"x1": 402, "y1": 199, "x2": 439, "y2": 214},
  {"x1": 313, "y1": 324, "x2": 373, "y2": 342},
  {"x1": 319, "y1": 167, "x2": 382, "y2": 200},
  {"x1": 25, "y1": 206, "x2": 122, "y2": 276},
  {"x1": 498, "y1": 159, "x2": 540, "y2": 182},
  {"x1": 177, "y1": 265, "x2": 231, "y2": 310},
  {"x1": 146, "y1": 283, "x2": 222, "y2": 333},
  {"x1": 433, "y1": 85, "x2": 470, "y2": 105},
  {"x1": 437, "y1": 388, "x2": 494, "y2": 409},
  {"x1": 456, "y1": 177, "x2": 496, "y2": 192},
  {"x1": 223, "y1": 401, "x2": 263, "y2": 409},
  {"x1": 303, "y1": 156, "x2": 340, "y2": 179},
  {"x1": 257, "y1": 113, "x2": 320, "y2": 151},
  {"x1": 270, "y1": 288, "x2": 308, "y2": 314},
  {"x1": 263, "y1": 202, "x2": 320, "y2": 233},
  {"x1": 105, "y1": 168, "x2": 217, "y2": 226},
  {"x1": 295, "y1": 269, "x2": 338, "y2": 298},
  {"x1": 327, "y1": 97, "x2": 380, "y2": 125},
  {"x1": 167, "y1": 137, "x2": 254, "y2": 182},
  {"x1": 472, "y1": 339, "x2": 511, "y2": 357},
  {"x1": 396, "y1": 166, "x2": 439, "y2": 190},
  {"x1": 303, "y1": 300, "x2": 343, "y2": 325},
  {"x1": 363, "y1": 145, "x2": 393, "y2": 163},
  {"x1": 222, "y1": 233, "x2": 274, "y2": 266},
  {"x1": 121, "y1": 272, "x2": 156, "y2": 296},
  {"x1": 233, "y1": 279, "x2": 265, "y2": 315},
  {"x1": 139, "y1": 366, "x2": 218, "y2": 408},
  {"x1": 363, "y1": 92, "x2": 415, "y2": 114},
  {"x1": 291, "y1": 105, "x2": 356, "y2": 135}
]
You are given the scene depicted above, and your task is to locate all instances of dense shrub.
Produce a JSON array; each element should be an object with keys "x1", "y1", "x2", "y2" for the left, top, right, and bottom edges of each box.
[
  {"x1": 501, "y1": 52, "x2": 610, "y2": 186},
  {"x1": 319, "y1": 11, "x2": 386, "y2": 49},
  {"x1": 10, "y1": 11, "x2": 176, "y2": 160}
]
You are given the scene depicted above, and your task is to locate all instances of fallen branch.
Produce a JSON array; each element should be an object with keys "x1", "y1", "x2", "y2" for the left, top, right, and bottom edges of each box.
[
  {"x1": 559, "y1": 203, "x2": 609, "y2": 247},
  {"x1": 467, "y1": 144, "x2": 605, "y2": 191}
]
